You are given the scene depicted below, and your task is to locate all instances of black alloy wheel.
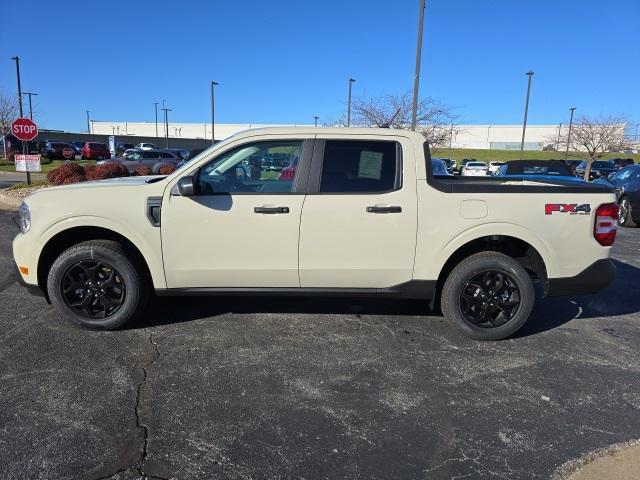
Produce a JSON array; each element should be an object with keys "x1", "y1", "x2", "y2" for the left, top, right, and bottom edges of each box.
[
  {"x1": 60, "y1": 261, "x2": 126, "y2": 320},
  {"x1": 459, "y1": 270, "x2": 520, "y2": 328}
]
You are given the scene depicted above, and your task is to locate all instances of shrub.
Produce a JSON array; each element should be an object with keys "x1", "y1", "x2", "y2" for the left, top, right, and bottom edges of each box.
[
  {"x1": 84, "y1": 165, "x2": 97, "y2": 181},
  {"x1": 93, "y1": 163, "x2": 129, "y2": 180},
  {"x1": 158, "y1": 165, "x2": 176, "y2": 175},
  {"x1": 46, "y1": 162, "x2": 86, "y2": 186},
  {"x1": 134, "y1": 165, "x2": 153, "y2": 176}
]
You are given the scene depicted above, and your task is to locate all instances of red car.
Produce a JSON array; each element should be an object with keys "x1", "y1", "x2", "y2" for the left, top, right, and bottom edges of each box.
[
  {"x1": 81, "y1": 142, "x2": 111, "y2": 160},
  {"x1": 278, "y1": 157, "x2": 298, "y2": 180}
]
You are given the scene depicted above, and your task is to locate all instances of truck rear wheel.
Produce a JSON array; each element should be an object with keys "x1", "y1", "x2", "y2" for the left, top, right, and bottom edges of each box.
[
  {"x1": 47, "y1": 240, "x2": 147, "y2": 330},
  {"x1": 441, "y1": 252, "x2": 534, "y2": 340}
]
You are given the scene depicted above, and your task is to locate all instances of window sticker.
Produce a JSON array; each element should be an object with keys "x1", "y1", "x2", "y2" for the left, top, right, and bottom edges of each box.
[{"x1": 358, "y1": 150, "x2": 384, "y2": 179}]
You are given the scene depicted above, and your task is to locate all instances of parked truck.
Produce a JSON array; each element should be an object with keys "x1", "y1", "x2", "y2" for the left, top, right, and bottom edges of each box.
[{"x1": 13, "y1": 128, "x2": 618, "y2": 340}]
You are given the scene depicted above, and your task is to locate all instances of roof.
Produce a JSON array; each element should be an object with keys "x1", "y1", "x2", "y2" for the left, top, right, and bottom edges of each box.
[{"x1": 231, "y1": 126, "x2": 428, "y2": 141}]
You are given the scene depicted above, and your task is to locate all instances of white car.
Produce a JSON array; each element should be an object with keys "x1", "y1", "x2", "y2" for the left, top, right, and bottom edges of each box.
[
  {"x1": 461, "y1": 161, "x2": 488, "y2": 176},
  {"x1": 488, "y1": 161, "x2": 505, "y2": 175},
  {"x1": 13, "y1": 127, "x2": 618, "y2": 340},
  {"x1": 136, "y1": 143, "x2": 156, "y2": 151}
]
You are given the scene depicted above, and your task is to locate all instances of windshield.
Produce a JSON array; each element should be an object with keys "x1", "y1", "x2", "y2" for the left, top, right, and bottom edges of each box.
[
  {"x1": 467, "y1": 162, "x2": 486, "y2": 167},
  {"x1": 593, "y1": 161, "x2": 614, "y2": 168}
]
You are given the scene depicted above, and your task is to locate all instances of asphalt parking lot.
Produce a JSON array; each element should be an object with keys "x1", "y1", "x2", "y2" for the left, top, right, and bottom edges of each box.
[{"x1": 1, "y1": 210, "x2": 639, "y2": 480}]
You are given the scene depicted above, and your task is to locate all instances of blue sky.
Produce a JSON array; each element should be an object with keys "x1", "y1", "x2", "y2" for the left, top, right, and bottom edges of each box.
[{"x1": 2, "y1": 0, "x2": 638, "y2": 132}]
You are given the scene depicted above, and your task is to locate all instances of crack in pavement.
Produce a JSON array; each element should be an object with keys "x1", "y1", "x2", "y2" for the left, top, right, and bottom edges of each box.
[{"x1": 92, "y1": 328, "x2": 170, "y2": 480}]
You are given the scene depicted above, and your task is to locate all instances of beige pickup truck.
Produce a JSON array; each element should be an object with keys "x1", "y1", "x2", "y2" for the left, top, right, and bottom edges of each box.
[{"x1": 13, "y1": 128, "x2": 618, "y2": 340}]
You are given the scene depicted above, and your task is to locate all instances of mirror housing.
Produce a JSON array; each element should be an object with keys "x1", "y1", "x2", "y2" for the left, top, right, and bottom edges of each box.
[{"x1": 177, "y1": 176, "x2": 196, "y2": 196}]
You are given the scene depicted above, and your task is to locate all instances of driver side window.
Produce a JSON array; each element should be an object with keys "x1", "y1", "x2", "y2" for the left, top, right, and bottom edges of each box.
[{"x1": 197, "y1": 140, "x2": 302, "y2": 194}]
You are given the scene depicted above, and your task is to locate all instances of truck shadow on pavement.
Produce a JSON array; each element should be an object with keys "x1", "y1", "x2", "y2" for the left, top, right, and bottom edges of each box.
[{"x1": 133, "y1": 259, "x2": 640, "y2": 338}]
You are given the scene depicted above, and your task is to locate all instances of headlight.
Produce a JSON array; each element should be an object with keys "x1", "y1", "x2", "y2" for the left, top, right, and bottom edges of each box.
[{"x1": 18, "y1": 202, "x2": 31, "y2": 234}]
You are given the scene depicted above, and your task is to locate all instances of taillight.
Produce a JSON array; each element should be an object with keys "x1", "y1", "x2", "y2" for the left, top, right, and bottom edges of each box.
[{"x1": 594, "y1": 203, "x2": 618, "y2": 246}]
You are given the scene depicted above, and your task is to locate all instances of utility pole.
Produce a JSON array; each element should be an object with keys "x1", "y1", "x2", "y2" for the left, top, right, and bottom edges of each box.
[
  {"x1": 154, "y1": 102, "x2": 159, "y2": 137},
  {"x1": 11, "y1": 56, "x2": 30, "y2": 185},
  {"x1": 161, "y1": 107, "x2": 172, "y2": 148},
  {"x1": 22, "y1": 92, "x2": 38, "y2": 120},
  {"x1": 411, "y1": 0, "x2": 426, "y2": 131},
  {"x1": 519, "y1": 70, "x2": 534, "y2": 160},
  {"x1": 565, "y1": 107, "x2": 576, "y2": 160},
  {"x1": 347, "y1": 78, "x2": 356, "y2": 126},
  {"x1": 86, "y1": 110, "x2": 91, "y2": 133},
  {"x1": 314, "y1": 116, "x2": 319, "y2": 127},
  {"x1": 555, "y1": 122, "x2": 562, "y2": 151},
  {"x1": 211, "y1": 81, "x2": 219, "y2": 145}
]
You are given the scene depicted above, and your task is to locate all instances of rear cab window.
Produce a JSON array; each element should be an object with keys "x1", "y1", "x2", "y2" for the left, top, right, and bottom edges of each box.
[{"x1": 318, "y1": 140, "x2": 400, "y2": 193}]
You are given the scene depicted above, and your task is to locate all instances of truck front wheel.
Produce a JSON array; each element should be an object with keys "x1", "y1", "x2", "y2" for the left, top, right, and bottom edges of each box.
[
  {"x1": 47, "y1": 240, "x2": 147, "y2": 330},
  {"x1": 441, "y1": 252, "x2": 534, "y2": 340}
]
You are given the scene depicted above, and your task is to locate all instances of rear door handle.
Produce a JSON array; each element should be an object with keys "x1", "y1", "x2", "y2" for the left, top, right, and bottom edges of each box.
[
  {"x1": 254, "y1": 206, "x2": 290, "y2": 214},
  {"x1": 366, "y1": 205, "x2": 402, "y2": 214}
]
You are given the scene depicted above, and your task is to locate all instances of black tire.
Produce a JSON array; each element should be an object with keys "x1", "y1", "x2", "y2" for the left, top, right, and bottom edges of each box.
[
  {"x1": 47, "y1": 240, "x2": 148, "y2": 330},
  {"x1": 441, "y1": 252, "x2": 534, "y2": 341},
  {"x1": 619, "y1": 197, "x2": 637, "y2": 228}
]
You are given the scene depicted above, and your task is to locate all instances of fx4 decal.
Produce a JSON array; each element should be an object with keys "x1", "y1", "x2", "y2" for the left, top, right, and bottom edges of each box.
[{"x1": 545, "y1": 203, "x2": 591, "y2": 215}]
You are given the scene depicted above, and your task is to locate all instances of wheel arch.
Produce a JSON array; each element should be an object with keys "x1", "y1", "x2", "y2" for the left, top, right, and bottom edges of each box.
[{"x1": 37, "y1": 226, "x2": 155, "y2": 302}]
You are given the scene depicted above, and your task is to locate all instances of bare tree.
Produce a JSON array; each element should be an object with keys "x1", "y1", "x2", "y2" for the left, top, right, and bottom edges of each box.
[
  {"x1": 350, "y1": 92, "x2": 456, "y2": 146},
  {"x1": 0, "y1": 90, "x2": 19, "y2": 137},
  {"x1": 556, "y1": 114, "x2": 633, "y2": 180}
]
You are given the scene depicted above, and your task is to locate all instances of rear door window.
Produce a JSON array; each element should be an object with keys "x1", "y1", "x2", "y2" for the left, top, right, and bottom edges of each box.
[{"x1": 319, "y1": 140, "x2": 399, "y2": 193}]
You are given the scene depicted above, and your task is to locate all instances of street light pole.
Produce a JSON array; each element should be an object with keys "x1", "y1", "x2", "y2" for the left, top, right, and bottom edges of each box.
[
  {"x1": 161, "y1": 107, "x2": 172, "y2": 148},
  {"x1": 564, "y1": 107, "x2": 576, "y2": 160},
  {"x1": 519, "y1": 70, "x2": 534, "y2": 160},
  {"x1": 411, "y1": 0, "x2": 426, "y2": 131},
  {"x1": 347, "y1": 78, "x2": 356, "y2": 126},
  {"x1": 22, "y1": 92, "x2": 38, "y2": 120},
  {"x1": 314, "y1": 116, "x2": 319, "y2": 127},
  {"x1": 86, "y1": 110, "x2": 91, "y2": 133},
  {"x1": 154, "y1": 102, "x2": 159, "y2": 138},
  {"x1": 11, "y1": 56, "x2": 30, "y2": 184},
  {"x1": 211, "y1": 81, "x2": 218, "y2": 145}
]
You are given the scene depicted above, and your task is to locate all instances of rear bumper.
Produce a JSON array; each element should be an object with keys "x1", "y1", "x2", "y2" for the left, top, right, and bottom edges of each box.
[{"x1": 546, "y1": 258, "x2": 615, "y2": 297}]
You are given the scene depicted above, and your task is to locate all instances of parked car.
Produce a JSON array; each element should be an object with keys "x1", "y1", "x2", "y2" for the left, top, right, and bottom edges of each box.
[
  {"x1": 13, "y1": 127, "x2": 618, "y2": 341},
  {"x1": 81, "y1": 142, "x2": 111, "y2": 160},
  {"x1": 72, "y1": 142, "x2": 85, "y2": 154},
  {"x1": 494, "y1": 160, "x2": 586, "y2": 184},
  {"x1": 610, "y1": 158, "x2": 635, "y2": 170},
  {"x1": 460, "y1": 161, "x2": 488, "y2": 176},
  {"x1": 136, "y1": 143, "x2": 156, "y2": 151},
  {"x1": 593, "y1": 164, "x2": 640, "y2": 227},
  {"x1": 278, "y1": 157, "x2": 298, "y2": 180},
  {"x1": 432, "y1": 158, "x2": 453, "y2": 176},
  {"x1": 440, "y1": 158, "x2": 456, "y2": 174},
  {"x1": 98, "y1": 149, "x2": 182, "y2": 173},
  {"x1": 487, "y1": 161, "x2": 505, "y2": 175},
  {"x1": 574, "y1": 160, "x2": 617, "y2": 181},
  {"x1": 41, "y1": 141, "x2": 77, "y2": 160},
  {"x1": 564, "y1": 159, "x2": 583, "y2": 176},
  {"x1": 116, "y1": 142, "x2": 135, "y2": 155}
]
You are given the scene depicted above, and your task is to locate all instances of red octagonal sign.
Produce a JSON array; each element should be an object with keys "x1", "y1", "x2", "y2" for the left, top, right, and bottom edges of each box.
[{"x1": 11, "y1": 117, "x2": 38, "y2": 141}]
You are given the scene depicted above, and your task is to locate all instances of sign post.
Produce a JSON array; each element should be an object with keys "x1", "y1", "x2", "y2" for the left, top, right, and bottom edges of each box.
[{"x1": 11, "y1": 117, "x2": 38, "y2": 185}]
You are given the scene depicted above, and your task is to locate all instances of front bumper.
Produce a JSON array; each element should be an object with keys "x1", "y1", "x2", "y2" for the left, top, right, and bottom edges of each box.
[
  {"x1": 546, "y1": 258, "x2": 615, "y2": 297},
  {"x1": 12, "y1": 261, "x2": 44, "y2": 297}
]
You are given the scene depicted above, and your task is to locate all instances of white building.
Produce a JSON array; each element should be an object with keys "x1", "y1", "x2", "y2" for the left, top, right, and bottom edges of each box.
[{"x1": 90, "y1": 121, "x2": 566, "y2": 150}]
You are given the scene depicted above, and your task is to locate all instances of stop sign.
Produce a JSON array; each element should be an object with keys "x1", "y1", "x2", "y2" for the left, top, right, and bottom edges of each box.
[{"x1": 11, "y1": 117, "x2": 38, "y2": 141}]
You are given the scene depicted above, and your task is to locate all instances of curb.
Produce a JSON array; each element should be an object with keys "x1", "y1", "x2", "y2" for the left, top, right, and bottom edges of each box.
[
  {"x1": 0, "y1": 189, "x2": 21, "y2": 211},
  {"x1": 553, "y1": 439, "x2": 640, "y2": 480}
]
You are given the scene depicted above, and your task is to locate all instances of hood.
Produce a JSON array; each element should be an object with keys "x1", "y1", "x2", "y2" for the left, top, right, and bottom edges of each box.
[{"x1": 26, "y1": 176, "x2": 165, "y2": 199}]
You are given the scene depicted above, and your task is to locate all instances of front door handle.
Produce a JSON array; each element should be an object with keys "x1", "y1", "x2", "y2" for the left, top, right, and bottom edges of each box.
[
  {"x1": 254, "y1": 206, "x2": 290, "y2": 214},
  {"x1": 366, "y1": 205, "x2": 402, "y2": 214}
]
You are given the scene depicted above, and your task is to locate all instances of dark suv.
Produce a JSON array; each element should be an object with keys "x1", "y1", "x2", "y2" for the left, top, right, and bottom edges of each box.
[
  {"x1": 575, "y1": 160, "x2": 616, "y2": 180},
  {"x1": 42, "y1": 141, "x2": 77, "y2": 160}
]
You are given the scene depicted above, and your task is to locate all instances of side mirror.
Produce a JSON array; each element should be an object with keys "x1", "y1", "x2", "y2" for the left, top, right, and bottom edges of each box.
[{"x1": 177, "y1": 176, "x2": 196, "y2": 196}]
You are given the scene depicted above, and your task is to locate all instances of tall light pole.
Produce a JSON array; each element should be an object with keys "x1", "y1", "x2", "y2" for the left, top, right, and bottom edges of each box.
[
  {"x1": 10, "y1": 57, "x2": 24, "y2": 117},
  {"x1": 86, "y1": 110, "x2": 91, "y2": 133},
  {"x1": 11, "y1": 56, "x2": 29, "y2": 185},
  {"x1": 519, "y1": 70, "x2": 534, "y2": 160},
  {"x1": 161, "y1": 107, "x2": 172, "y2": 148},
  {"x1": 555, "y1": 122, "x2": 562, "y2": 151},
  {"x1": 211, "y1": 81, "x2": 219, "y2": 145},
  {"x1": 564, "y1": 107, "x2": 576, "y2": 160},
  {"x1": 313, "y1": 116, "x2": 319, "y2": 127},
  {"x1": 347, "y1": 78, "x2": 356, "y2": 126},
  {"x1": 411, "y1": 0, "x2": 426, "y2": 131},
  {"x1": 153, "y1": 102, "x2": 159, "y2": 137},
  {"x1": 22, "y1": 92, "x2": 38, "y2": 120}
]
